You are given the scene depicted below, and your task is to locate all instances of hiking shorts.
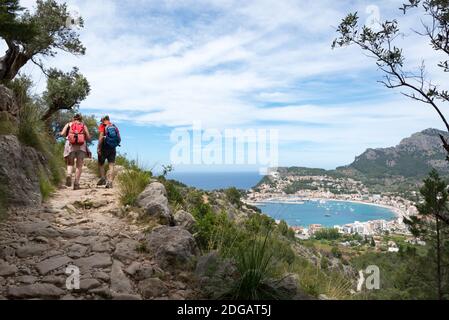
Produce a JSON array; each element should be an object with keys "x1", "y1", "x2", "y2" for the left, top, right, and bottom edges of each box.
[
  {"x1": 98, "y1": 147, "x2": 116, "y2": 165},
  {"x1": 67, "y1": 150, "x2": 86, "y2": 164}
]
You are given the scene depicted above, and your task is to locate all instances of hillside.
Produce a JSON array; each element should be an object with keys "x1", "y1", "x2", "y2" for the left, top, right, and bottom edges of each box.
[
  {"x1": 340, "y1": 128, "x2": 449, "y2": 178},
  {"x1": 263, "y1": 129, "x2": 449, "y2": 195}
]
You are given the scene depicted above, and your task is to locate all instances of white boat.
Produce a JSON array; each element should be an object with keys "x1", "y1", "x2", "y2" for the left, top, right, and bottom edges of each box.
[{"x1": 319, "y1": 199, "x2": 327, "y2": 204}]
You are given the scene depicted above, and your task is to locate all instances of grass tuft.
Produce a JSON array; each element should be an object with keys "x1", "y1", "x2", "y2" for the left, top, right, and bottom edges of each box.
[
  {"x1": 39, "y1": 171, "x2": 55, "y2": 201},
  {"x1": 117, "y1": 163, "x2": 152, "y2": 206}
]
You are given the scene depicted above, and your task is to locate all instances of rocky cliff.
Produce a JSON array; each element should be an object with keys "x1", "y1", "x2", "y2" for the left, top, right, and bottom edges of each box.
[{"x1": 0, "y1": 85, "x2": 48, "y2": 210}]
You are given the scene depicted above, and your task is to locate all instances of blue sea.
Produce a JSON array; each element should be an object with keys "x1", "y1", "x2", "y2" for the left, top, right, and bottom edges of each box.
[
  {"x1": 256, "y1": 200, "x2": 396, "y2": 227},
  {"x1": 167, "y1": 171, "x2": 263, "y2": 190}
]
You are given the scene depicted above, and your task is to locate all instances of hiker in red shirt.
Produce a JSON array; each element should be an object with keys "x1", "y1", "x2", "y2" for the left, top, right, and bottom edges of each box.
[
  {"x1": 61, "y1": 114, "x2": 92, "y2": 190},
  {"x1": 97, "y1": 115, "x2": 121, "y2": 188}
]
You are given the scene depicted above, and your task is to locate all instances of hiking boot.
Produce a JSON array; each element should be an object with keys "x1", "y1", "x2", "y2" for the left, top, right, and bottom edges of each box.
[
  {"x1": 73, "y1": 183, "x2": 81, "y2": 190},
  {"x1": 105, "y1": 181, "x2": 113, "y2": 189},
  {"x1": 66, "y1": 176, "x2": 72, "y2": 187},
  {"x1": 97, "y1": 177, "x2": 107, "y2": 186}
]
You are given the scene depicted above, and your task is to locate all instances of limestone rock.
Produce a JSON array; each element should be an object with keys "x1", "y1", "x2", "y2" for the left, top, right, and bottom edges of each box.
[
  {"x1": 16, "y1": 244, "x2": 48, "y2": 258},
  {"x1": 110, "y1": 260, "x2": 133, "y2": 294},
  {"x1": 113, "y1": 239, "x2": 139, "y2": 263},
  {"x1": 137, "y1": 183, "x2": 173, "y2": 224},
  {"x1": 66, "y1": 244, "x2": 89, "y2": 259},
  {"x1": 15, "y1": 221, "x2": 60, "y2": 238},
  {"x1": 146, "y1": 226, "x2": 199, "y2": 270},
  {"x1": 0, "y1": 135, "x2": 47, "y2": 207},
  {"x1": 16, "y1": 275, "x2": 38, "y2": 285},
  {"x1": 138, "y1": 278, "x2": 168, "y2": 299},
  {"x1": 0, "y1": 85, "x2": 19, "y2": 120},
  {"x1": 35, "y1": 256, "x2": 72, "y2": 275},
  {"x1": 7, "y1": 284, "x2": 65, "y2": 299},
  {"x1": 74, "y1": 253, "x2": 112, "y2": 273},
  {"x1": 0, "y1": 260, "x2": 18, "y2": 276},
  {"x1": 79, "y1": 278, "x2": 102, "y2": 291},
  {"x1": 174, "y1": 210, "x2": 196, "y2": 232},
  {"x1": 42, "y1": 275, "x2": 66, "y2": 286}
]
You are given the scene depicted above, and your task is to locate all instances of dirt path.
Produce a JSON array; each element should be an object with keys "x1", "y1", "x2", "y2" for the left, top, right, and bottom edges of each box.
[{"x1": 0, "y1": 166, "x2": 195, "y2": 300}]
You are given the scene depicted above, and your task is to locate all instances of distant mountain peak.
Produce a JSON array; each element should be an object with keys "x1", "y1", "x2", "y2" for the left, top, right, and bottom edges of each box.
[{"x1": 342, "y1": 128, "x2": 449, "y2": 178}]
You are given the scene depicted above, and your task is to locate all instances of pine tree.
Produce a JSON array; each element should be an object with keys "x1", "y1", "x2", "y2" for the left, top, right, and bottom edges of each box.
[{"x1": 404, "y1": 169, "x2": 449, "y2": 299}]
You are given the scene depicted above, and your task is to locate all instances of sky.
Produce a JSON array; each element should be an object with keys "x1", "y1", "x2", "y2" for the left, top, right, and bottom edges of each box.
[{"x1": 6, "y1": 0, "x2": 449, "y2": 172}]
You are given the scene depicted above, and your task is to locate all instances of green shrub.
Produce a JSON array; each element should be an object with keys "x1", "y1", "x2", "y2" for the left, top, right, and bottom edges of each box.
[
  {"x1": 221, "y1": 231, "x2": 284, "y2": 300},
  {"x1": 0, "y1": 118, "x2": 17, "y2": 135},
  {"x1": 39, "y1": 171, "x2": 55, "y2": 201},
  {"x1": 17, "y1": 102, "x2": 47, "y2": 153},
  {"x1": 118, "y1": 168, "x2": 151, "y2": 206},
  {"x1": 288, "y1": 256, "x2": 352, "y2": 299},
  {"x1": 115, "y1": 154, "x2": 141, "y2": 171},
  {"x1": 163, "y1": 180, "x2": 184, "y2": 207},
  {"x1": 314, "y1": 228, "x2": 341, "y2": 241},
  {"x1": 48, "y1": 141, "x2": 65, "y2": 185},
  {"x1": 224, "y1": 187, "x2": 242, "y2": 208}
]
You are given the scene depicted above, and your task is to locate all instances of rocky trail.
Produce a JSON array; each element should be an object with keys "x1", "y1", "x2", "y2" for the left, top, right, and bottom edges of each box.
[{"x1": 0, "y1": 166, "x2": 199, "y2": 300}]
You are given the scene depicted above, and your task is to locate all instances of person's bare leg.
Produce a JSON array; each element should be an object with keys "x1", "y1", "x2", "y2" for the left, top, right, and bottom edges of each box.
[
  {"x1": 107, "y1": 163, "x2": 116, "y2": 182},
  {"x1": 99, "y1": 163, "x2": 105, "y2": 179},
  {"x1": 74, "y1": 158, "x2": 84, "y2": 189},
  {"x1": 97, "y1": 162, "x2": 107, "y2": 186},
  {"x1": 106, "y1": 163, "x2": 116, "y2": 188},
  {"x1": 66, "y1": 158, "x2": 74, "y2": 187}
]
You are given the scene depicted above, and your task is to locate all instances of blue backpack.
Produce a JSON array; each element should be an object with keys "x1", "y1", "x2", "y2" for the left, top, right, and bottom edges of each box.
[{"x1": 104, "y1": 124, "x2": 121, "y2": 148}]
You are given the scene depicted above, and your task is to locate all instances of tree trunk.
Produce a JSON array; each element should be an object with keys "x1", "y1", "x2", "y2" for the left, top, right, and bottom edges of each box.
[
  {"x1": 41, "y1": 107, "x2": 57, "y2": 122},
  {"x1": 0, "y1": 41, "x2": 30, "y2": 81},
  {"x1": 436, "y1": 216, "x2": 443, "y2": 300}
]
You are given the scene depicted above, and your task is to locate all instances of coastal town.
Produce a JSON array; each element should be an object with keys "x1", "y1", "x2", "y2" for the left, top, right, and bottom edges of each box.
[{"x1": 245, "y1": 170, "x2": 419, "y2": 242}]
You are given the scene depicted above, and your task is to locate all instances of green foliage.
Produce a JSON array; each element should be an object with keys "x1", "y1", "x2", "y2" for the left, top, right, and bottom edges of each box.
[
  {"x1": 331, "y1": 246, "x2": 342, "y2": 258},
  {"x1": 403, "y1": 169, "x2": 449, "y2": 299},
  {"x1": 38, "y1": 170, "x2": 55, "y2": 201},
  {"x1": 1, "y1": 0, "x2": 86, "y2": 81},
  {"x1": 17, "y1": 100, "x2": 47, "y2": 152},
  {"x1": 221, "y1": 231, "x2": 285, "y2": 300},
  {"x1": 163, "y1": 179, "x2": 184, "y2": 207},
  {"x1": 277, "y1": 220, "x2": 296, "y2": 240},
  {"x1": 115, "y1": 154, "x2": 141, "y2": 171},
  {"x1": 0, "y1": 118, "x2": 16, "y2": 135},
  {"x1": 314, "y1": 228, "x2": 341, "y2": 241},
  {"x1": 0, "y1": 0, "x2": 35, "y2": 44},
  {"x1": 117, "y1": 167, "x2": 151, "y2": 206},
  {"x1": 42, "y1": 67, "x2": 90, "y2": 120},
  {"x1": 224, "y1": 187, "x2": 242, "y2": 208},
  {"x1": 47, "y1": 140, "x2": 65, "y2": 185}
]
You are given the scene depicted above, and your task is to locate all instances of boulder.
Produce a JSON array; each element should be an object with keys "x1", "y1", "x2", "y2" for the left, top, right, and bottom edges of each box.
[
  {"x1": 174, "y1": 210, "x2": 196, "y2": 232},
  {"x1": 138, "y1": 278, "x2": 168, "y2": 299},
  {"x1": 137, "y1": 183, "x2": 173, "y2": 225},
  {"x1": 266, "y1": 273, "x2": 311, "y2": 300},
  {"x1": 125, "y1": 262, "x2": 155, "y2": 281},
  {"x1": 146, "y1": 226, "x2": 199, "y2": 270}
]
